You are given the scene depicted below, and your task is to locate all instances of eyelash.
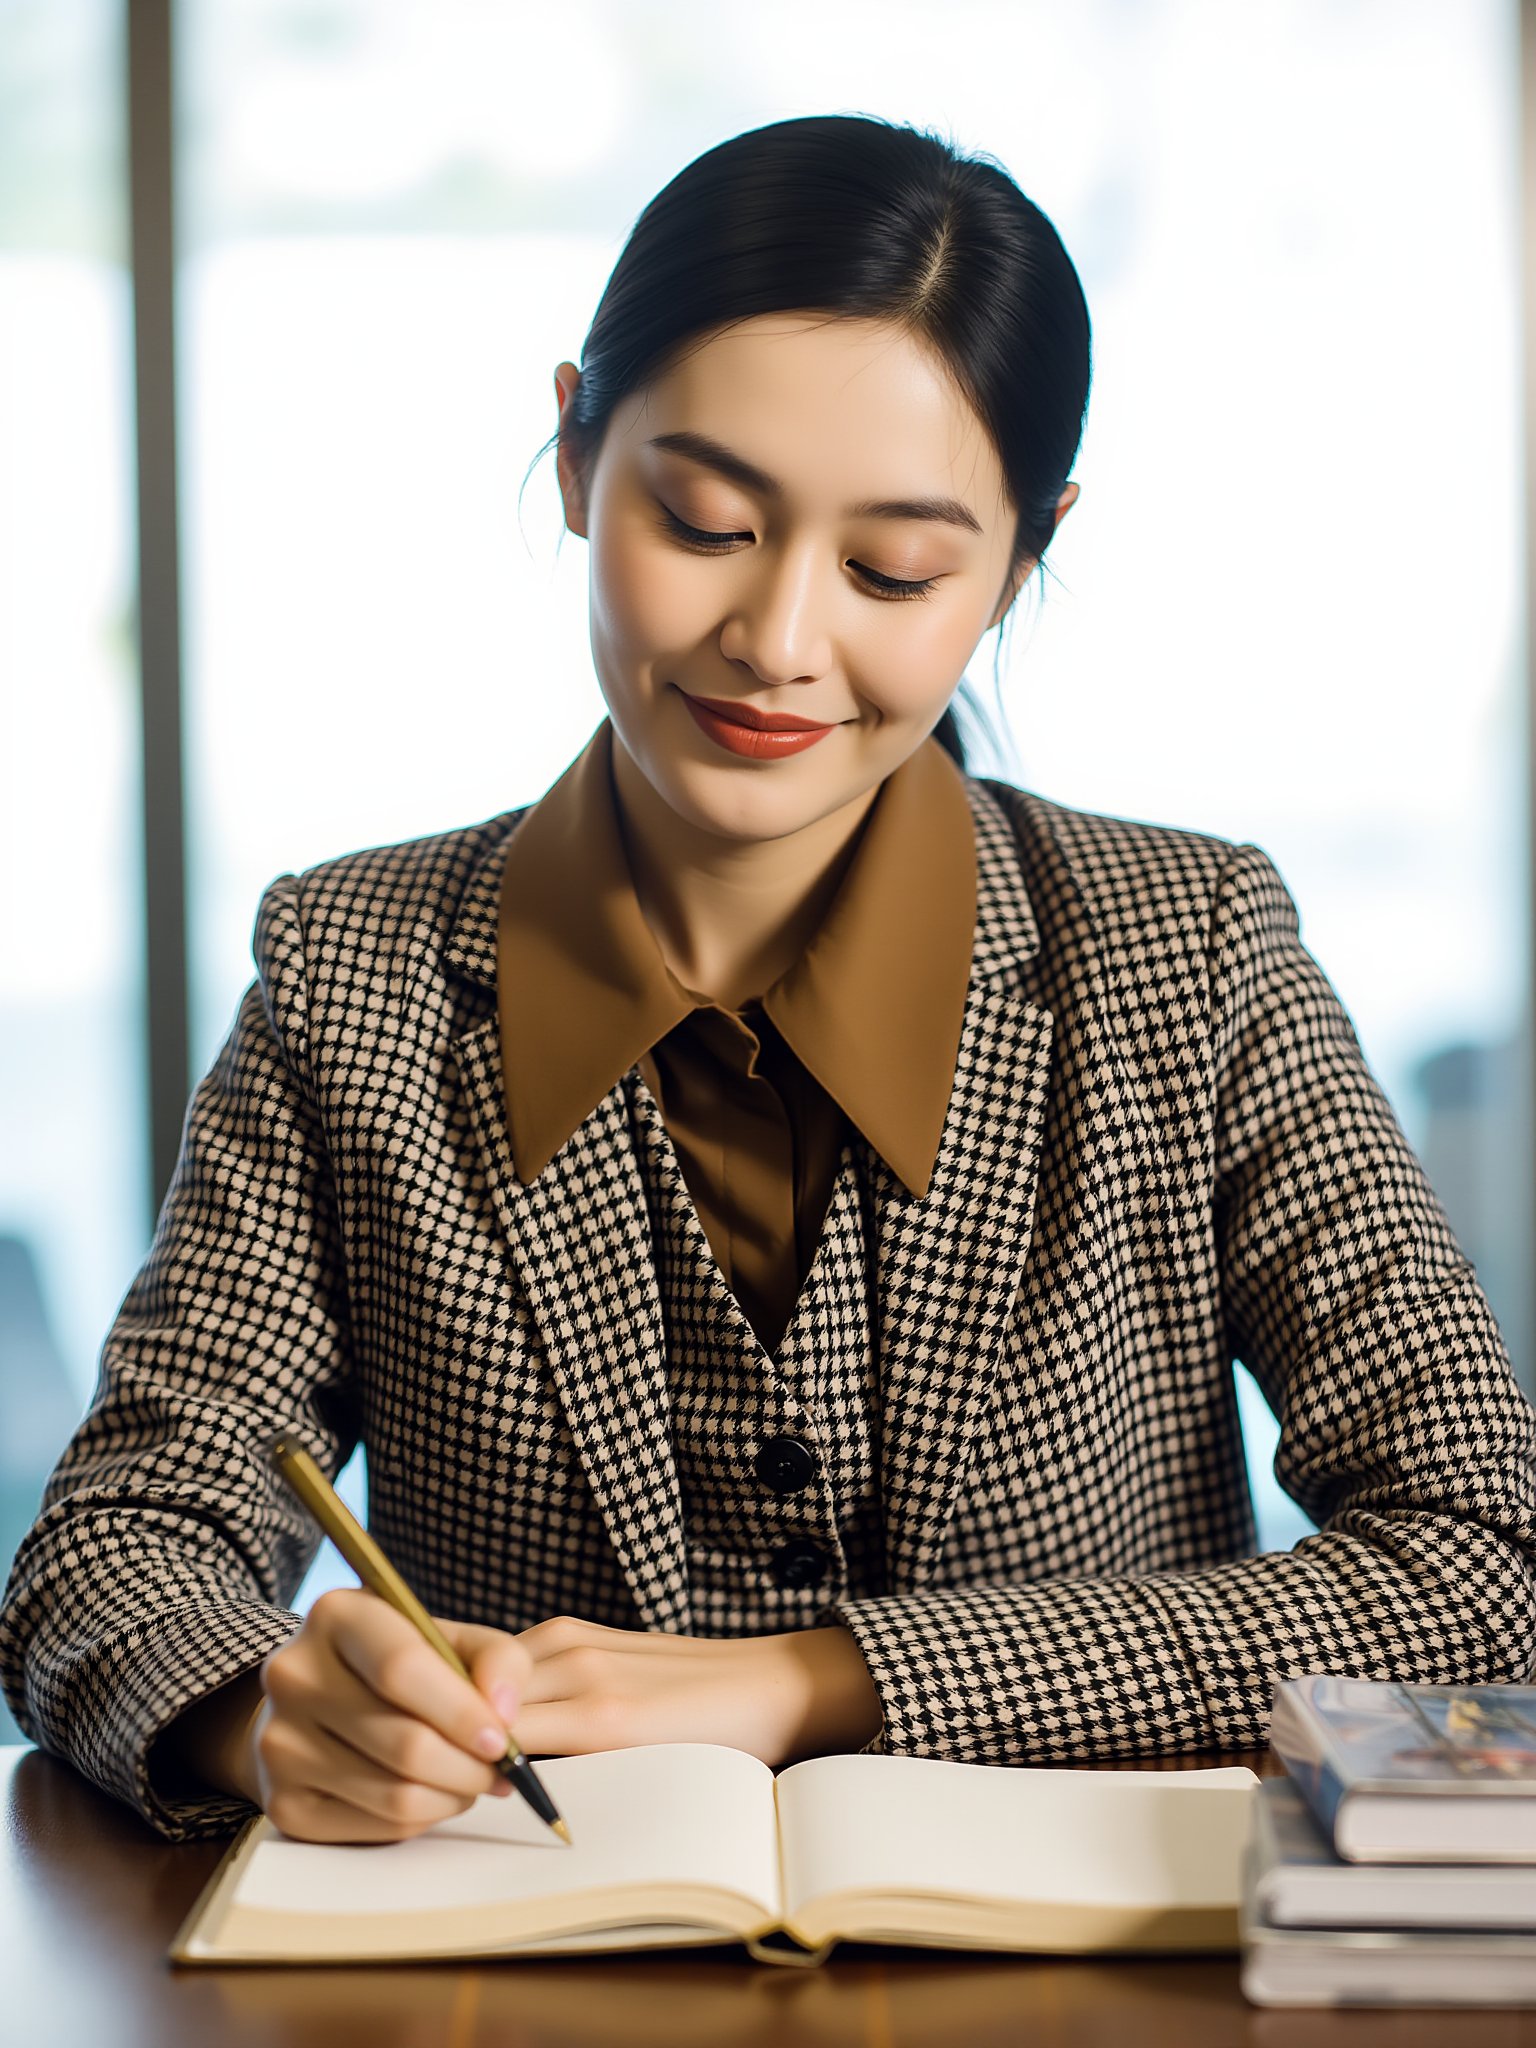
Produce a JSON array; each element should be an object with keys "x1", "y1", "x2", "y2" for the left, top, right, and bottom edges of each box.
[{"x1": 657, "y1": 508, "x2": 939, "y2": 602}]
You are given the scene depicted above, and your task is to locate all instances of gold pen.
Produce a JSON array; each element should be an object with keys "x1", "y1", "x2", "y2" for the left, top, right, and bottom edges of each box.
[{"x1": 270, "y1": 1435, "x2": 572, "y2": 1846}]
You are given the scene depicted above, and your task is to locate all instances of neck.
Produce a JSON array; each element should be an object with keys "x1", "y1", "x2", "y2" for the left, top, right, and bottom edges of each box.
[{"x1": 610, "y1": 738, "x2": 878, "y2": 1009}]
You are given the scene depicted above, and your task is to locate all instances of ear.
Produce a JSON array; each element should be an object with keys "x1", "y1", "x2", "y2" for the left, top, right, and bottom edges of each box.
[
  {"x1": 988, "y1": 482, "x2": 1080, "y2": 631},
  {"x1": 553, "y1": 360, "x2": 590, "y2": 538}
]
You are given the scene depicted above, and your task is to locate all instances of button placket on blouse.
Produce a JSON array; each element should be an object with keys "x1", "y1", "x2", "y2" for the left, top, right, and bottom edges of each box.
[{"x1": 626, "y1": 1054, "x2": 866, "y2": 1627}]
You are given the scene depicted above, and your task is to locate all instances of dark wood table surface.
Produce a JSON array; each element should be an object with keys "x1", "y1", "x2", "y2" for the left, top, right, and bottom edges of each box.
[{"x1": 4, "y1": 1744, "x2": 1534, "y2": 2048}]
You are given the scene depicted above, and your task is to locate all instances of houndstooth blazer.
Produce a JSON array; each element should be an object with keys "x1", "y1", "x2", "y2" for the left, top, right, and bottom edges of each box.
[{"x1": 3, "y1": 770, "x2": 1535, "y2": 1841}]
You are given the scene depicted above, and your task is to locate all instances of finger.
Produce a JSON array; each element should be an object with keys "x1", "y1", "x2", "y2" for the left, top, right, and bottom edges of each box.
[
  {"x1": 504, "y1": 1693, "x2": 633, "y2": 1758},
  {"x1": 512, "y1": 1639, "x2": 643, "y2": 1707},
  {"x1": 308, "y1": 1695, "x2": 515, "y2": 1802},
  {"x1": 508, "y1": 1638, "x2": 699, "y2": 1726},
  {"x1": 266, "y1": 1619, "x2": 500, "y2": 1795},
  {"x1": 443, "y1": 1619, "x2": 537, "y2": 1728},
  {"x1": 266, "y1": 1780, "x2": 459, "y2": 1846},
  {"x1": 325, "y1": 1600, "x2": 521, "y2": 1766},
  {"x1": 277, "y1": 1715, "x2": 498, "y2": 1830},
  {"x1": 515, "y1": 1615, "x2": 643, "y2": 1661}
]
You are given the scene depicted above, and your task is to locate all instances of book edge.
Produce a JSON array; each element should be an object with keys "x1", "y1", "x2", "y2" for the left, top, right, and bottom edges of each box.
[
  {"x1": 168, "y1": 1814, "x2": 274, "y2": 1964},
  {"x1": 170, "y1": 1756, "x2": 1261, "y2": 1966}
]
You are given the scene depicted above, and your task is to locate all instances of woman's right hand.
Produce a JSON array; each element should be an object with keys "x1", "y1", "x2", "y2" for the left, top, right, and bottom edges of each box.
[{"x1": 244, "y1": 1588, "x2": 534, "y2": 1843}]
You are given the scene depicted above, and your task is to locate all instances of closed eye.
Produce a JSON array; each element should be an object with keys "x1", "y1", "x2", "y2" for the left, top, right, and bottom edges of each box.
[{"x1": 657, "y1": 507, "x2": 939, "y2": 602}]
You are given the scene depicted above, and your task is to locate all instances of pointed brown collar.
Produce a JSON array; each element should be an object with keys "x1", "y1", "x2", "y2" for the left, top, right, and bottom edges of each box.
[{"x1": 496, "y1": 720, "x2": 977, "y2": 1194}]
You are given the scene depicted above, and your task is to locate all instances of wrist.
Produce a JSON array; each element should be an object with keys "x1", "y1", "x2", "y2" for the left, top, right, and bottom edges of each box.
[
  {"x1": 779, "y1": 1624, "x2": 882, "y2": 1762},
  {"x1": 159, "y1": 1667, "x2": 266, "y2": 1804},
  {"x1": 227, "y1": 1689, "x2": 268, "y2": 1804}
]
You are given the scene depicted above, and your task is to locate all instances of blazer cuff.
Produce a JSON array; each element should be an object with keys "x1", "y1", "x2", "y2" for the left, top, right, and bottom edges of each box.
[
  {"x1": 61, "y1": 1597, "x2": 298, "y2": 1842},
  {"x1": 830, "y1": 1576, "x2": 1212, "y2": 1765}
]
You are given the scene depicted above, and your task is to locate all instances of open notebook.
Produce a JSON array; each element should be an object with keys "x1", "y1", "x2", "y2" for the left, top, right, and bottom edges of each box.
[{"x1": 172, "y1": 1743, "x2": 1258, "y2": 1967}]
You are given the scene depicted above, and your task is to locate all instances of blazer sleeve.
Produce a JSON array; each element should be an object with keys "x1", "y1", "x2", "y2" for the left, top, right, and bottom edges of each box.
[
  {"x1": 831, "y1": 842, "x2": 1536, "y2": 1763},
  {"x1": 0, "y1": 873, "x2": 357, "y2": 1839}
]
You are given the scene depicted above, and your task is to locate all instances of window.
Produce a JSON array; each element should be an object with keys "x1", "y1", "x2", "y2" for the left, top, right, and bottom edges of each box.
[
  {"x1": 2, "y1": 7, "x2": 1526, "y2": 1712},
  {"x1": 0, "y1": 0, "x2": 140, "y2": 1742}
]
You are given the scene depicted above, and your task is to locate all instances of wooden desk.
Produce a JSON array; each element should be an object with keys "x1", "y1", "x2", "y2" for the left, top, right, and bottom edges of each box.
[{"x1": 3, "y1": 1745, "x2": 1533, "y2": 2048}]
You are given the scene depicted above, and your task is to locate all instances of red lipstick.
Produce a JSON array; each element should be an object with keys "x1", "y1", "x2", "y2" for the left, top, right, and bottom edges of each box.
[{"x1": 680, "y1": 692, "x2": 840, "y2": 760}]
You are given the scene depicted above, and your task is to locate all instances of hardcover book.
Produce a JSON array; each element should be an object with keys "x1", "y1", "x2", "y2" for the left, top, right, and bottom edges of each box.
[
  {"x1": 1240, "y1": 1881, "x2": 1536, "y2": 2009},
  {"x1": 1249, "y1": 1776, "x2": 1536, "y2": 1927},
  {"x1": 171, "y1": 1742, "x2": 1258, "y2": 1967},
  {"x1": 1268, "y1": 1677, "x2": 1536, "y2": 1863}
]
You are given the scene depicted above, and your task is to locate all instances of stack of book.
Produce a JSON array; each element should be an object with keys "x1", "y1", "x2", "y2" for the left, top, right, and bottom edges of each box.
[{"x1": 1242, "y1": 1675, "x2": 1536, "y2": 2007}]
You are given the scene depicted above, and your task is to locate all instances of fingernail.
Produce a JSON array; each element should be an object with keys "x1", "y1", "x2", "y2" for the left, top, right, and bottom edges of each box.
[
  {"x1": 475, "y1": 1725, "x2": 507, "y2": 1759},
  {"x1": 491, "y1": 1685, "x2": 519, "y2": 1724}
]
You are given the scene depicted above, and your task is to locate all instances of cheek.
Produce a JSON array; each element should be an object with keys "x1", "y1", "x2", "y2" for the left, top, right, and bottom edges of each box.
[
  {"x1": 590, "y1": 524, "x2": 707, "y2": 663},
  {"x1": 853, "y1": 600, "x2": 988, "y2": 720}
]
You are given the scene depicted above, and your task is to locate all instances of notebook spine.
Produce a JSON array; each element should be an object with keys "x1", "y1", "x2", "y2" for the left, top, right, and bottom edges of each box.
[{"x1": 743, "y1": 1932, "x2": 837, "y2": 1968}]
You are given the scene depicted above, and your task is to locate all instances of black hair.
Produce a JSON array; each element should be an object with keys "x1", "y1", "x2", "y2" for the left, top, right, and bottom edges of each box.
[{"x1": 532, "y1": 113, "x2": 1092, "y2": 774}]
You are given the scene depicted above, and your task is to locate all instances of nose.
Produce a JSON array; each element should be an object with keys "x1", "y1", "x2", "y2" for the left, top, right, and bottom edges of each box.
[{"x1": 716, "y1": 539, "x2": 834, "y2": 687}]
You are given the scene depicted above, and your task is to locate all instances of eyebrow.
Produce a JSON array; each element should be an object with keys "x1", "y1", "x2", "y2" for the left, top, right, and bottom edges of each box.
[{"x1": 644, "y1": 430, "x2": 985, "y2": 536}]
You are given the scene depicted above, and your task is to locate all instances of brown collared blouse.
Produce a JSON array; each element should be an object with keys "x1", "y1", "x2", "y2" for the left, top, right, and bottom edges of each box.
[{"x1": 495, "y1": 721, "x2": 977, "y2": 1351}]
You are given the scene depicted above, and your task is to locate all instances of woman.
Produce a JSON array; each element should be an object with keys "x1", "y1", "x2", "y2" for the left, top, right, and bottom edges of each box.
[{"x1": 3, "y1": 114, "x2": 1533, "y2": 1846}]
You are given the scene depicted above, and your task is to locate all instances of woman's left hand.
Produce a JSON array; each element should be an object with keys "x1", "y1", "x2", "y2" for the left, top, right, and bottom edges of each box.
[{"x1": 507, "y1": 1618, "x2": 883, "y2": 1767}]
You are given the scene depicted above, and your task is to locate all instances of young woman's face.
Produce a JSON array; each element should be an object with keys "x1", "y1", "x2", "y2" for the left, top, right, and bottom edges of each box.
[{"x1": 555, "y1": 314, "x2": 1070, "y2": 845}]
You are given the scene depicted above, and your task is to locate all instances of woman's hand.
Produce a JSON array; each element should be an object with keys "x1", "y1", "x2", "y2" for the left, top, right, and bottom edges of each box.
[
  {"x1": 192, "y1": 1602, "x2": 879, "y2": 1843},
  {"x1": 508, "y1": 1616, "x2": 883, "y2": 1767},
  {"x1": 249, "y1": 1588, "x2": 534, "y2": 1844}
]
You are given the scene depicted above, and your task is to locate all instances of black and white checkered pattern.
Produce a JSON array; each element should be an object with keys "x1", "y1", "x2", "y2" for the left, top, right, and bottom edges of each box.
[
  {"x1": 630, "y1": 1059, "x2": 887, "y2": 1633},
  {"x1": 2, "y1": 770, "x2": 1533, "y2": 1841}
]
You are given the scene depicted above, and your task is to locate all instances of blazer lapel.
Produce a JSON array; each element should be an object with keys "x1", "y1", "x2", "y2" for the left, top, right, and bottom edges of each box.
[
  {"x1": 443, "y1": 836, "x2": 692, "y2": 1636},
  {"x1": 873, "y1": 783, "x2": 1055, "y2": 1595},
  {"x1": 441, "y1": 780, "x2": 1064, "y2": 1622}
]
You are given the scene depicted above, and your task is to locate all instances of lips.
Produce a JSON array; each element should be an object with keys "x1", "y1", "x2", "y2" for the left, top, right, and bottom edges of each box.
[
  {"x1": 684, "y1": 694, "x2": 836, "y2": 732},
  {"x1": 680, "y1": 691, "x2": 840, "y2": 761}
]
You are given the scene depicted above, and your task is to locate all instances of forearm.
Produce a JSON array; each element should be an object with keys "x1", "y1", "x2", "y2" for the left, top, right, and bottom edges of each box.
[{"x1": 834, "y1": 1510, "x2": 1536, "y2": 1766}]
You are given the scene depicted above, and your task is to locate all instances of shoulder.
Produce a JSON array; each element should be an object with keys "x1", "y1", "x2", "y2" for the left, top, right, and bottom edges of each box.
[
  {"x1": 251, "y1": 808, "x2": 529, "y2": 992},
  {"x1": 963, "y1": 777, "x2": 1311, "y2": 1080},
  {"x1": 966, "y1": 775, "x2": 1274, "y2": 948},
  {"x1": 963, "y1": 783, "x2": 1325, "y2": 1130}
]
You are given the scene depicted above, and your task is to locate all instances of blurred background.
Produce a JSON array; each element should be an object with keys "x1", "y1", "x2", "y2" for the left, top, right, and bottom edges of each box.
[{"x1": 1, "y1": 0, "x2": 1532, "y2": 1743}]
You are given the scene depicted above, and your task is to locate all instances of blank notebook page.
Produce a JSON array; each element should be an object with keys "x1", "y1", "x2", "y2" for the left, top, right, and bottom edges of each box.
[
  {"x1": 774, "y1": 1755, "x2": 1258, "y2": 1919},
  {"x1": 233, "y1": 1743, "x2": 781, "y2": 1918}
]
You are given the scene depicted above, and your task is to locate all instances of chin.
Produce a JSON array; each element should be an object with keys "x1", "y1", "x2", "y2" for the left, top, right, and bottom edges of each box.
[{"x1": 664, "y1": 761, "x2": 831, "y2": 841}]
